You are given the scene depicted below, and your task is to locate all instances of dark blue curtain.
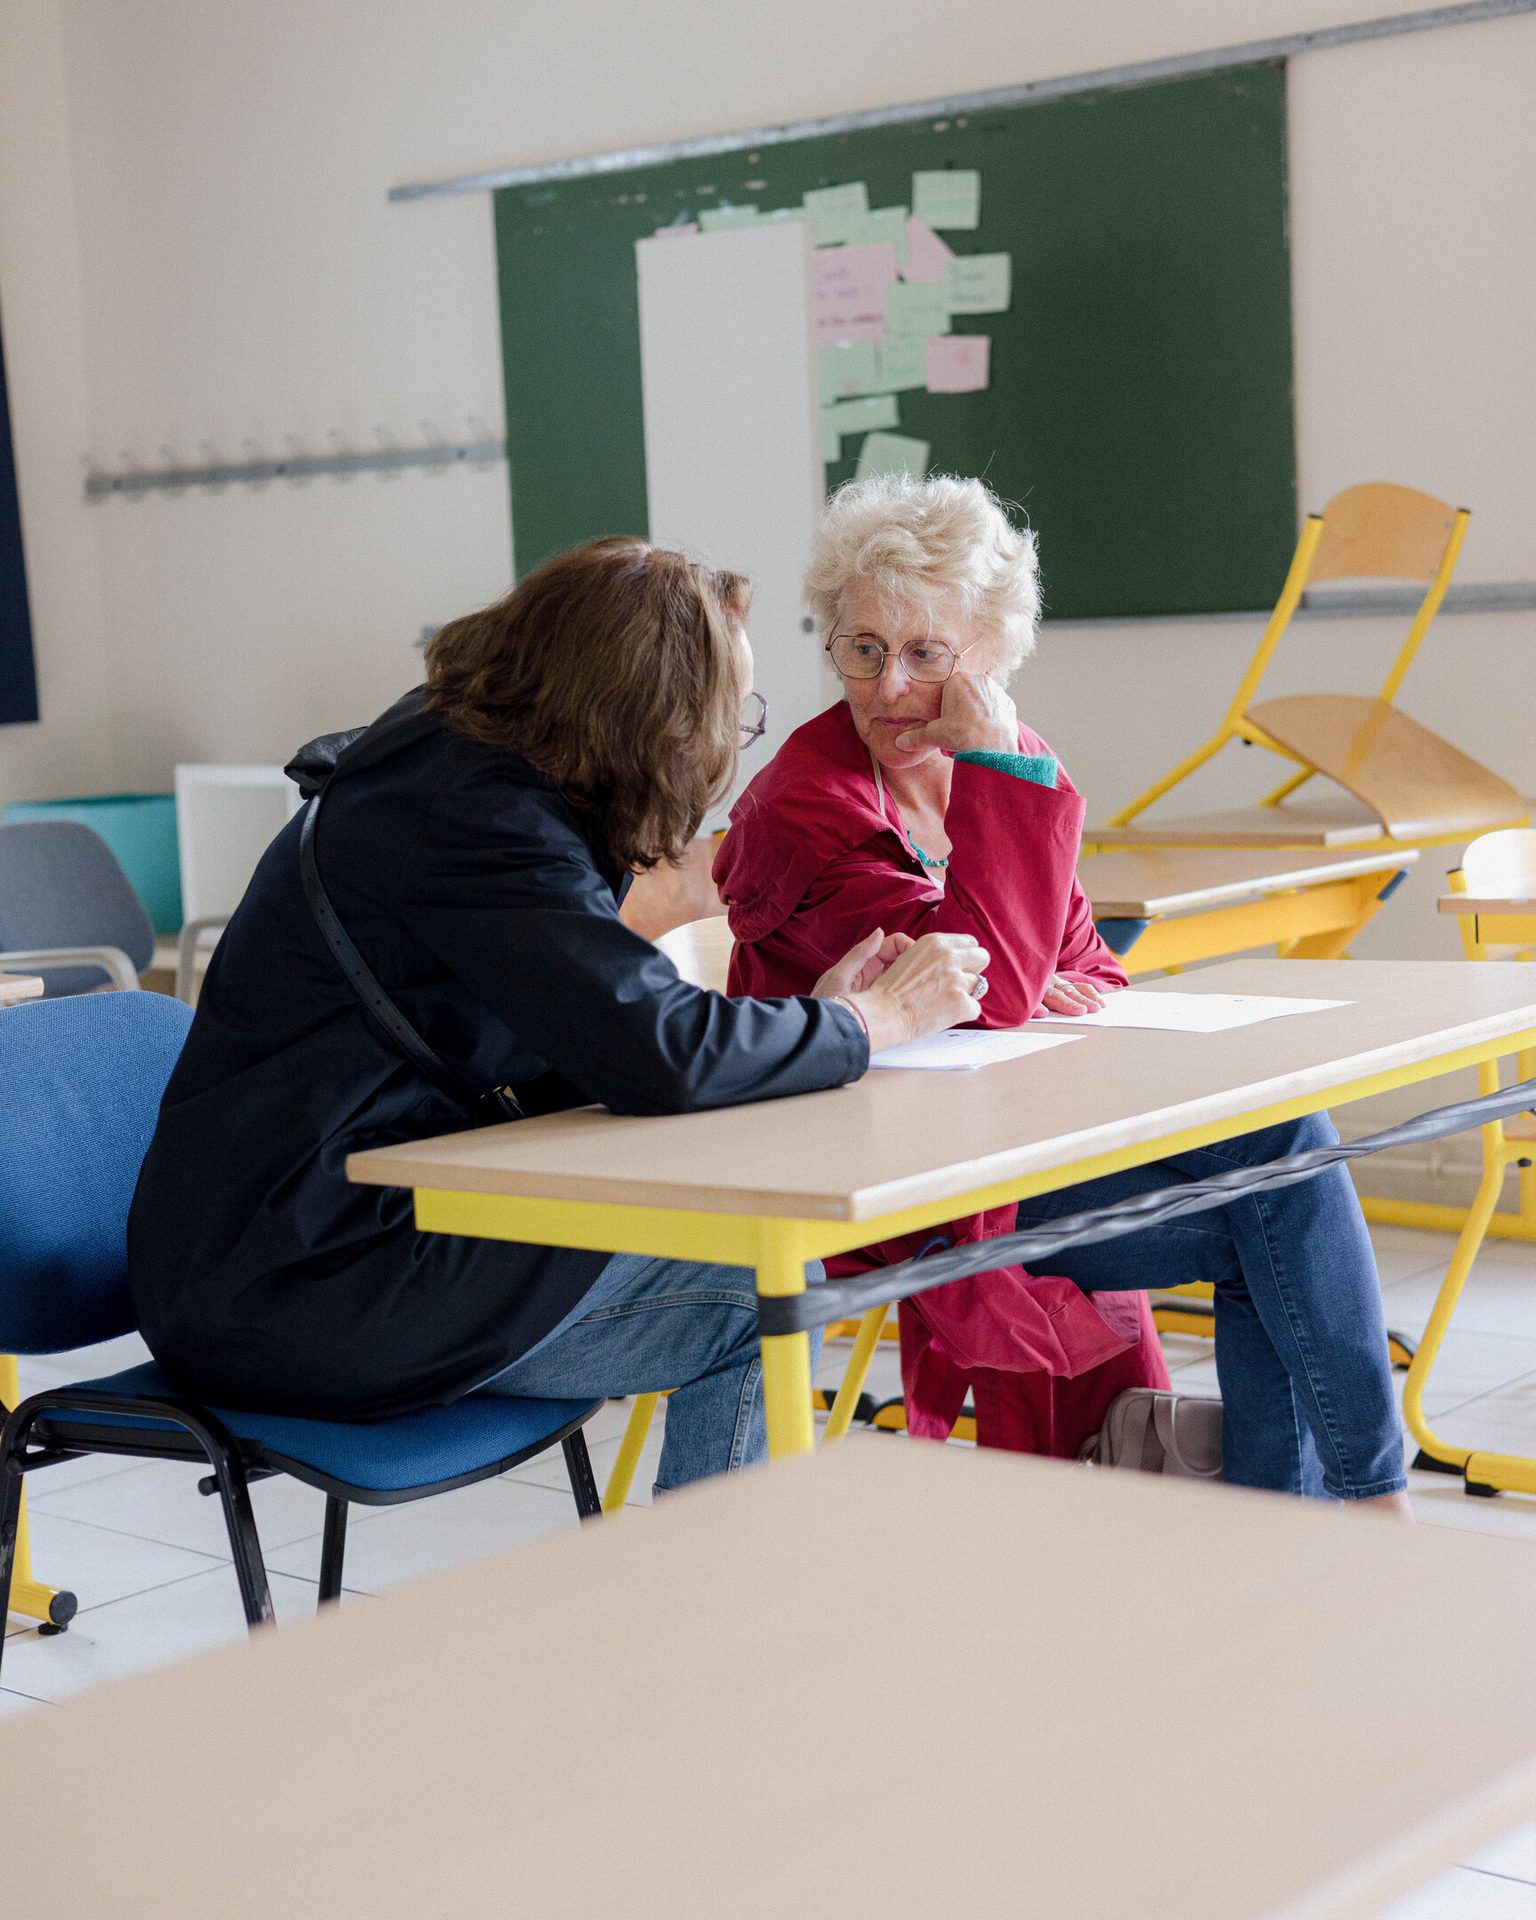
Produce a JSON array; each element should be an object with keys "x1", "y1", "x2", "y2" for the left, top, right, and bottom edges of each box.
[{"x1": 0, "y1": 307, "x2": 39, "y2": 725}]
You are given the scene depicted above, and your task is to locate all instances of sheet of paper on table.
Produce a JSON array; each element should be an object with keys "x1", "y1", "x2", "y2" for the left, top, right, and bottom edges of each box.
[
  {"x1": 869, "y1": 1028, "x2": 1083, "y2": 1070},
  {"x1": 1031, "y1": 989, "x2": 1352, "y2": 1033}
]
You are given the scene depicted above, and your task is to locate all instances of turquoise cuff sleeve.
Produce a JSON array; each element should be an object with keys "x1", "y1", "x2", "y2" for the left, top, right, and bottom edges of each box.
[{"x1": 953, "y1": 748, "x2": 1060, "y2": 789}]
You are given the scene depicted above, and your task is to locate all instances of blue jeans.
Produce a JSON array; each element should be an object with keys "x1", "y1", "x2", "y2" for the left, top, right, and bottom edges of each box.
[
  {"x1": 476, "y1": 1252, "x2": 823, "y2": 1493},
  {"x1": 1013, "y1": 1112, "x2": 1405, "y2": 1499}
]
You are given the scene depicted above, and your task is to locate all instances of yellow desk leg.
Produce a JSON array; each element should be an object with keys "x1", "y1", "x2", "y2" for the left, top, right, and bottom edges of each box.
[
  {"x1": 1, "y1": 1353, "x2": 74, "y2": 1631},
  {"x1": 602, "y1": 1393, "x2": 661, "y2": 1513},
  {"x1": 824, "y1": 1307, "x2": 889, "y2": 1445},
  {"x1": 756, "y1": 1227, "x2": 817, "y2": 1459},
  {"x1": 1401, "y1": 1158, "x2": 1505, "y2": 1473}
]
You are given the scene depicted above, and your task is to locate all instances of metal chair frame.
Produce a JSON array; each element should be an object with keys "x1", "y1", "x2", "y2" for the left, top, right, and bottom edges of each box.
[{"x1": 0, "y1": 1380, "x2": 602, "y2": 1670}]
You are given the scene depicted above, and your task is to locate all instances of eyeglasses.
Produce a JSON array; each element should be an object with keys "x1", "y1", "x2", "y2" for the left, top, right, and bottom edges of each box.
[
  {"x1": 825, "y1": 632, "x2": 978, "y2": 684},
  {"x1": 739, "y1": 691, "x2": 768, "y2": 749}
]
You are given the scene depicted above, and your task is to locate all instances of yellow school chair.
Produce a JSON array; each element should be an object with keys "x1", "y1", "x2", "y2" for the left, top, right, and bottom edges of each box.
[
  {"x1": 1403, "y1": 830, "x2": 1536, "y2": 1496},
  {"x1": 1094, "y1": 484, "x2": 1527, "y2": 855}
]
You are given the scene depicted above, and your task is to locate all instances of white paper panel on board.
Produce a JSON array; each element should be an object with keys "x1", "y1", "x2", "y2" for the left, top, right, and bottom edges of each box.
[{"x1": 636, "y1": 222, "x2": 834, "y2": 817}]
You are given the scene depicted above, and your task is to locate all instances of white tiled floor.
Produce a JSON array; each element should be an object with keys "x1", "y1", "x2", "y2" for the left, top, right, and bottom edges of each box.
[{"x1": 5, "y1": 1222, "x2": 1536, "y2": 1915}]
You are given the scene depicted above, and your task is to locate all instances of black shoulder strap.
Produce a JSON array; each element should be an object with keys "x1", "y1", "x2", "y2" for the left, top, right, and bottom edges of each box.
[{"x1": 299, "y1": 790, "x2": 521, "y2": 1125}]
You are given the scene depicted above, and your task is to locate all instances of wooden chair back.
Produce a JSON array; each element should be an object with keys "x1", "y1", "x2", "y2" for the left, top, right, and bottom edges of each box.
[
  {"x1": 1308, "y1": 482, "x2": 1463, "y2": 583},
  {"x1": 655, "y1": 914, "x2": 733, "y2": 993}
]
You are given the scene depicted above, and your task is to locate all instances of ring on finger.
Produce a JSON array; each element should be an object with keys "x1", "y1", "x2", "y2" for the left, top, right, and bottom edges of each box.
[{"x1": 972, "y1": 974, "x2": 988, "y2": 999}]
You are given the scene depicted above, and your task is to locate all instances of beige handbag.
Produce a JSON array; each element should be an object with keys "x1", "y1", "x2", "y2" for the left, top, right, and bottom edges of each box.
[{"x1": 1082, "y1": 1388, "x2": 1224, "y2": 1479}]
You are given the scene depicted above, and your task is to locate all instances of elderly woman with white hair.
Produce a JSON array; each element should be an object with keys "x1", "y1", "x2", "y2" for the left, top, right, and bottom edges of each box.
[{"x1": 714, "y1": 475, "x2": 1409, "y2": 1506}]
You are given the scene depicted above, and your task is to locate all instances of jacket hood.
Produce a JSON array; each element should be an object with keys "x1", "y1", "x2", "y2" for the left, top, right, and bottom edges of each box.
[{"x1": 285, "y1": 687, "x2": 441, "y2": 798}]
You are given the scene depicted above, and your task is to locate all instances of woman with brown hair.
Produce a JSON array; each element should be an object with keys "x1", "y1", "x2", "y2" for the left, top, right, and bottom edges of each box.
[{"x1": 128, "y1": 537, "x2": 983, "y2": 1491}]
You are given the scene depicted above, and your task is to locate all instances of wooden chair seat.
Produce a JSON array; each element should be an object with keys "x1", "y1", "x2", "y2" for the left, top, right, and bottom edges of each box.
[
  {"x1": 1088, "y1": 797, "x2": 1385, "y2": 851},
  {"x1": 1248, "y1": 696, "x2": 1527, "y2": 841}
]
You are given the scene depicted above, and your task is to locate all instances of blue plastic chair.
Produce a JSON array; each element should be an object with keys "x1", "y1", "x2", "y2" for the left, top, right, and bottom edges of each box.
[
  {"x1": 0, "y1": 818, "x2": 156, "y2": 995},
  {"x1": 0, "y1": 993, "x2": 602, "y2": 1665}
]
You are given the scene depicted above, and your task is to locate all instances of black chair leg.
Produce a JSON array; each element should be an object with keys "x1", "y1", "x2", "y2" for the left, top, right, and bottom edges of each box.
[
  {"x1": 0, "y1": 1451, "x2": 23, "y2": 1681},
  {"x1": 207, "y1": 1447, "x2": 276, "y2": 1630},
  {"x1": 562, "y1": 1430, "x2": 603, "y2": 1520},
  {"x1": 318, "y1": 1495, "x2": 348, "y2": 1606}
]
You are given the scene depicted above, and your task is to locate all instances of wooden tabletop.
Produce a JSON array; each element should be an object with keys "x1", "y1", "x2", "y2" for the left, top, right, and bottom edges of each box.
[
  {"x1": 1080, "y1": 846, "x2": 1417, "y2": 919},
  {"x1": 1439, "y1": 894, "x2": 1536, "y2": 915},
  {"x1": 1087, "y1": 796, "x2": 1386, "y2": 850},
  {"x1": 0, "y1": 973, "x2": 44, "y2": 1007},
  {"x1": 6, "y1": 1439, "x2": 1536, "y2": 1920},
  {"x1": 348, "y1": 958, "x2": 1536, "y2": 1223}
]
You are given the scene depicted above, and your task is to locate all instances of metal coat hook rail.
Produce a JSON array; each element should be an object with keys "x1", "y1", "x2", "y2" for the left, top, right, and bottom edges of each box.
[{"x1": 83, "y1": 420, "x2": 507, "y2": 501}]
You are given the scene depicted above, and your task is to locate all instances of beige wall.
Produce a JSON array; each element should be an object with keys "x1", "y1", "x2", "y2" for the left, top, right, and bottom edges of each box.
[
  {"x1": 0, "y1": 0, "x2": 112, "y2": 803},
  {"x1": 1, "y1": 0, "x2": 1532, "y2": 965}
]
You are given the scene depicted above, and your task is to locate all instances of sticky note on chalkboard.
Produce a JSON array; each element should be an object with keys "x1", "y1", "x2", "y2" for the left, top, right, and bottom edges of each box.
[
  {"x1": 815, "y1": 242, "x2": 899, "y2": 347},
  {"x1": 803, "y1": 182, "x2": 871, "y2": 245},
  {"x1": 829, "y1": 395, "x2": 900, "y2": 434},
  {"x1": 819, "y1": 341, "x2": 883, "y2": 402},
  {"x1": 874, "y1": 336, "x2": 928, "y2": 391},
  {"x1": 856, "y1": 432, "x2": 930, "y2": 481},
  {"x1": 912, "y1": 169, "x2": 980, "y2": 231},
  {"x1": 840, "y1": 206, "x2": 909, "y2": 261},
  {"x1": 926, "y1": 336, "x2": 990, "y2": 393},
  {"x1": 900, "y1": 216, "x2": 954, "y2": 284},
  {"x1": 886, "y1": 280, "x2": 951, "y2": 339},
  {"x1": 698, "y1": 205, "x2": 760, "y2": 231},
  {"x1": 948, "y1": 253, "x2": 1011, "y2": 314}
]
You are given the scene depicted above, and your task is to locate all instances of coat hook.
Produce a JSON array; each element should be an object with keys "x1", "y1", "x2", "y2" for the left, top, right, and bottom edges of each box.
[{"x1": 241, "y1": 438, "x2": 270, "y2": 490}]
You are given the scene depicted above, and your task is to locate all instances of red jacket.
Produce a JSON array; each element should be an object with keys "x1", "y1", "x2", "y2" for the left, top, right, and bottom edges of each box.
[{"x1": 714, "y1": 701, "x2": 1169, "y2": 1457}]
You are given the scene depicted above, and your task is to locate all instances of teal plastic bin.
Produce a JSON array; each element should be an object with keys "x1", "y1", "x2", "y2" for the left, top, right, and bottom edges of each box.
[{"x1": 4, "y1": 793, "x2": 182, "y2": 933}]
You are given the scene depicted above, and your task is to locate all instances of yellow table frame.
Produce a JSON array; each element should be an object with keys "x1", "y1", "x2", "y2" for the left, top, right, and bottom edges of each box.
[
  {"x1": 407, "y1": 1027, "x2": 1536, "y2": 1471},
  {"x1": 1401, "y1": 876, "x2": 1536, "y2": 1495},
  {"x1": 0, "y1": 1354, "x2": 74, "y2": 1630}
]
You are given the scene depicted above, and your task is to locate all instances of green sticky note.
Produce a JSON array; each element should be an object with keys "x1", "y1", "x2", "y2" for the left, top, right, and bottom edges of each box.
[
  {"x1": 822, "y1": 413, "x2": 842, "y2": 464},
  {"x1": 698, "y1": 204, "x2": 760, "y2": 231},
  {"x1": 839, "y1": 206, "x2": 908, "y2": 261},
  {"x1": 947, "y1": 252, "x2": 1011, "y2": 314},
  {"x1": 855, "y1": 432, "x2": 930, "y2": 481},
  {"x1": 819, "y1": 341, "x2": 882, "y2": 402},
  {"x1": 830, "y1": 395, "x2": 900, "y2": 434},
  {"x1": 802, "y1": 182, "x2": 870, "y2": 246},
  {"x1": 912, "y1": 169, "x2": 980, "y2": 232},
  {"x1": 886, "y1": 280, "x2": 951, "y2": 339},
  {"x1": 873, "y1": 336, "x2": 928, "y2": 392}
]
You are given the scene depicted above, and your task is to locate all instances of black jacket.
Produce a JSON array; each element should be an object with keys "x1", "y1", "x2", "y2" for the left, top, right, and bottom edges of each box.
[{"x1": 128, "y1": 692, "x2": 866, "y2": 1417}]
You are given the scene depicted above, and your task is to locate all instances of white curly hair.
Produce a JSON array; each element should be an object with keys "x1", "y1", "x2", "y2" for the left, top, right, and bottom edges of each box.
[{"x1": 804, "y1": 473, "x2": 1040, "y2": 675}]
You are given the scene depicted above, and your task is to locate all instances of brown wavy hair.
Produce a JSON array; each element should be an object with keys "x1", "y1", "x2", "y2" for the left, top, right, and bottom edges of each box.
[{"x1": 424, "y1": 536, "x2": 751, "y2": 871}]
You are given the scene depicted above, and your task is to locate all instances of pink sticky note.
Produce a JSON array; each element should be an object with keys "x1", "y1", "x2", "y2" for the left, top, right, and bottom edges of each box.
[
  {"x1": 926, "y1": 335, "x2": 991, "y2": 394},
  {"x1": 901, "y1": 216, "x2": 955, "y2": 284},
  {"x1": 814, "y1": 241, "x2": 899, "y2": 347}
]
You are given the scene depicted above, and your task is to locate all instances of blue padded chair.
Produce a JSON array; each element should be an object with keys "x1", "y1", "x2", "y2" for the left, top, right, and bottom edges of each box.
[
  {"x1": 0, "y1": 993, "x2": 602, "y2": 1667},
  {"x1": 0, "y1": 818, "x2": 156, "y2": 995}
]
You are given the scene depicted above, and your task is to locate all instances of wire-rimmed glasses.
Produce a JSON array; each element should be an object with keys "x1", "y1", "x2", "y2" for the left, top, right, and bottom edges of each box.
[
  {"x1": 739, "y1": 690, "x2": 769, "y2": 749},
  {"x1": 825, "y1": 633, "x2": 978, "y2": 683}
]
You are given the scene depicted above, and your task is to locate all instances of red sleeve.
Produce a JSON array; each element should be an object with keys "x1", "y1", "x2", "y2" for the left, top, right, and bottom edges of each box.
[{"x1": 731, "y1": 759, "x2": 1125, "y2": 1024}]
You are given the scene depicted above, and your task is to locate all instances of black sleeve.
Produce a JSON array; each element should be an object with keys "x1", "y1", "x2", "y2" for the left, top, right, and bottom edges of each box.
[{"x1": 399, "y1": 767, "x2": 868, "y2": 1116}]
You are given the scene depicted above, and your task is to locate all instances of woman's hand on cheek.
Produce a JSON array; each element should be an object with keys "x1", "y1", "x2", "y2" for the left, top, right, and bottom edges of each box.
[
  {"x1": 812, "y1": 928, "x2": 917, "y2": 1001},
  {"x1": 894, "y1": 670, "x2": 1018, "y2": 756}
]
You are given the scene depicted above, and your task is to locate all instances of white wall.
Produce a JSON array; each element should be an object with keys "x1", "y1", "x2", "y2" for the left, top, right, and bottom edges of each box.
[
  {"x1": 0, "y1": 0, "x2": 112, "y2": 803},
  {"x1": 2, "y1": 0, "x2": 1531, "y2": 932}
]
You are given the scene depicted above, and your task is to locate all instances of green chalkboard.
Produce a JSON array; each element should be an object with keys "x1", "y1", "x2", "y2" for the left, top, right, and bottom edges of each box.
[{"x1": 495, "y1": 62, "x2": 1296, "y2": 620}]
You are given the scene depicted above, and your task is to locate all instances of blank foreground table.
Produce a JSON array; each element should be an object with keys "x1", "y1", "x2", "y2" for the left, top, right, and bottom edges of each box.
[{"x1": 5, "y1": 1439, "x2": 1536, "y2": 1919}]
